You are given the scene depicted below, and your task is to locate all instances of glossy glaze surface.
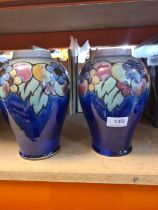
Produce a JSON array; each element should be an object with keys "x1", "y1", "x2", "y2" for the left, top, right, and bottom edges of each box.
[
  {"x1": 0, "y1": 52, "x2": 69, "y2": 159},
  {"x1": 0, "y1": 57, "x2": 9, "y2": 121},
  {"x1": 79, "y1": 55, "x2": 150, "y2": 156}
]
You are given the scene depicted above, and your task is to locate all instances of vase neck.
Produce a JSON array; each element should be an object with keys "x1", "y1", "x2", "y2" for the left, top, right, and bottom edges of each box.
[
  {"x1": 12, "y1": 49, "x2": 52, "y2": 59},
  {"x1": 94, "y1": 48, "x2": 132, "y2": 57}
]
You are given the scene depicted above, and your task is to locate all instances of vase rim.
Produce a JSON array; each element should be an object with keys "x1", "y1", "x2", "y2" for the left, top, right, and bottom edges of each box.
[
  {"x1": 12, "y1": 49, "x2": 51, "y2": 59},
  {"x1": 94, "y1": 48, "x2": 132, "y2": 57}
]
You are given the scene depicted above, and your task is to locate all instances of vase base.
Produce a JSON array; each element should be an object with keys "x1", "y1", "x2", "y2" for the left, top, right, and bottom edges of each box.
[
  {"x1": 19, "y1": 146, "x2": 60, "y2": 160},
  {"x1": 92, "y1": 145, "x2": 132, "y2": 157}
]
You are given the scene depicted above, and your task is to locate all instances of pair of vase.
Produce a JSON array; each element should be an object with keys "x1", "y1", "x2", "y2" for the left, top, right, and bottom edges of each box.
[{"x1": 0, "y1": 49, "x2": 150, "y2": 160}]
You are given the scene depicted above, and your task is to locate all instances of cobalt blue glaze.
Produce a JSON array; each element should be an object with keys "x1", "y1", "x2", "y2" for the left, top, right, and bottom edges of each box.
[
  {"x1": 0, "y1": 57, "x2": 9, "y2": 121},
  {"x1": 0, "y1": 100, "x2": 8, "y2": 122},
  {"x1": 0, "y1": 50, "x2": 69, "y2": 159},
  {"x1": 79, "y1": 50, "x2": 150, "y2": 156},
  {"x1": 5, "y1": 93, "x2": 69, "y2": 159}
]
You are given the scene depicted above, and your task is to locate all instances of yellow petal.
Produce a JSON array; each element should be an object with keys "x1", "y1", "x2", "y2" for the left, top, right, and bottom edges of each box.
[
  {"x1": 88, "y1": 84, "x2": 95, "y2": 91},
  {"x1": 90, "y1": 69, "x2": 95, "y2": 77},
  {"x1": 10, "y1": 70, "x2": 16, "y2": 77},
  {"x1": 92, "y1": 76, "x2": 100, "y2": 85},
  {"x1": 14, "y1": 76, "x2": 22, "y2": 85},
  {"x1": 10, "y1": 85, "x2": 18, "y2": 93}
]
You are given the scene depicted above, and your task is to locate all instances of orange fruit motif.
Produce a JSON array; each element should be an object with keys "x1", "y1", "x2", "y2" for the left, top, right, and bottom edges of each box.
[{"x1": 33, "y1": 64, "x2": 50, "y2": 82}]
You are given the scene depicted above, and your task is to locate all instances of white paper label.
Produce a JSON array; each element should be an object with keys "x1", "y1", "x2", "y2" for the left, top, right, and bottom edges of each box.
[
  {"x1": 147, "y1": 56, "x2": 158, "y2": 66},
  {"x1": 107, "y1": 117, "x2": 128, "y2": 127}
]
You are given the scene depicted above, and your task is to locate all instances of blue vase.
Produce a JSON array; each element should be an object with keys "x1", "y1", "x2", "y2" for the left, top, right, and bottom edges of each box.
[
  {"x1": 79, "y1": 49, "x2": 150, "y2": 157},
  {"x1": 0, "y1": 100, "x2": 8, "y2": 122},
  {"x1": 0, "y1": 50, "x2": 69, "y2": 160},
  {"x1": 0, "y1": 57, "x2": 9, "y2": 121}
]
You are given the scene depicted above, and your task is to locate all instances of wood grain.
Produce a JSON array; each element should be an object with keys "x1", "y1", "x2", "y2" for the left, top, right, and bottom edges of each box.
[
  {"x1": 0, "y1": 27, "x2": 158, "y2": 50},
  {"x1": 0, "y1": 113, "x2": 158, "y2": 185},
  {"x1": 0, "y1": 1, "x2": 158, "y2": 35},
  {"x1": 0, "y1": 0, "x2": 146, "y2": 9}
]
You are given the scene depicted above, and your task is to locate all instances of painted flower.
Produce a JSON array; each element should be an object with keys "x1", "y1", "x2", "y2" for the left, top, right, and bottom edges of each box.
[
  {"x1": 46, "y1": 62, "x2": 58, "y2": 73},
  {"x1": 123, "y1": 60, "x2": 144, "y2": 72},
  {"x1": 79, "y1": 61, "x2": 111, "y2": 85},
  {"x1": 132, "y1": 78, "x2": 147, "y2": 96},
  {"x1": 45, "y1": 86, "x2": 56, "y2": 95},
  {"x1": 0, "y1": 62, "x2": 24, "y2": 98},
  {"x1": 93, "y1": 61, "x2": 111, "y2": 81},
  {"x1": 83, "y1": 62, "x2": 93, "y2": 72},
  {"x1": 79, "y1": 67, "x2": 100, "y2": 94},
  {"x1": 0, "y1": 65, "x2": 11, "y2": 86},
  {"x1": 46, "y1": 63, "x2": 69, "y2": 85},
  {"x1": 79, "y1": 68, "x2": 88, "y2": 83},
  {"x1": 121, "y1": 59, "x2": 149, "y2": 96},
  {"x1": 123, "y1": 60, "x2": 145, "y2": 84},
  {"x1": 79, "y1": 68, "x2": 91, "y2": 84},
  {"x1": 13, "y1": 62, "x2": 32, "y2": 82},
  {"x1": 116, "y1": 81, "x2": 134, "y2": 96},
  {"x1": 79, "y1": 62, "x2": 106, "y2": 95},
  {"x1": 10, "y1": 76, "x2": 22, "y2": 93},
  {"x1": 33, "y1": 63, "x2": 50, "y2": 82},
  {"x1": 88, "y1": 69, "x2": 100, "y2": 92},
  {"x1": 0, "y1": 60, "x2": 69, "y2": 116},
  {"x1": 40, "y1": 81, "x2": 56, "y2": 96},
  {"x1": 79, "y1": 61, "x2": 94, "y2": 83},
  {"x1": 38, "y1": 62, "x2": 69, "y2": 97}
]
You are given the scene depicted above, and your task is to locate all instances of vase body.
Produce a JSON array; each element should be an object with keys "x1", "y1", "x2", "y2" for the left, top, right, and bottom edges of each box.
[
  {"x1": 78, "y1": 49, "x2": 150, "y2": 156},
  {"x1": 0, "y1": 57, "x2": 9, "y2": 121},
  {"x1": 0, "y1": 50, "x2": 69, "y2": 159},
  {"x1": 144, "y1": 65, "x2": 158, "y2": 127}
]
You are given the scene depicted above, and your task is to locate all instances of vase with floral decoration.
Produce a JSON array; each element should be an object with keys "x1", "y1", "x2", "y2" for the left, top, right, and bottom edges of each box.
[
  {"x1": 78, "y1": 49, "x2": 150, "y2": 156},
  {"x1": 0, "y1": 50, "x2": 69, "y2": 159}
]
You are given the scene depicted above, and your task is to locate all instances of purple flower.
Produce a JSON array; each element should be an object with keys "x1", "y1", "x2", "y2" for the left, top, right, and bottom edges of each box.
[
  {"x1": 45, "y1": 84, "x2": 56, "y2": 95},
  {"x1": 79, "y1": 62, "x2": 93, "y2": 83},
  {"x1": 46, "y1": 63, "x2": 69, "y2": 85},
  {"x1": 123, "y1": 60, "x2": 145, "y2": 84},
  {"x1": 126, "y1": 70, "x2": 141, "y2": 84},
  {"x1": 0, "y1": 62, "x2": 12, "y2": 86}
]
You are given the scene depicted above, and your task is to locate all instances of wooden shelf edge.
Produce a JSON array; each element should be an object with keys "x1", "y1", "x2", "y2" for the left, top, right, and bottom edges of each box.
[
  {"x1": 0, "y1": 114, "x2": 157, "y2": 185},
  {"x1": 0, "y1": 0, "x2": 146, "y2": 9},
  {"x1": 0, "y1": 26, "x2": 158, "y2": 50},
  {"x1": 0, "y1": 171, "x2": 157, "y2": 185}
]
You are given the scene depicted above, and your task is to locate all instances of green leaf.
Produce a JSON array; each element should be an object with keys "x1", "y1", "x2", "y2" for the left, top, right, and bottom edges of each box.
[
  {"x1": 104, "y1": 88, "x2": 124, "y2": 112},
  {"x1": 19, "y1": 78, "x2": 39, "y2": 101},
  {"x1": 30, "y1": 85, "x2": 48, "y2": 115},
  {"x1": 95, "y1": 77, "x2": 116, "y2": 98}
]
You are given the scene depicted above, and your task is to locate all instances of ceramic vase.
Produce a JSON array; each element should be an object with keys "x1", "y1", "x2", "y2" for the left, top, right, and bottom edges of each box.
[
  {"x1": 78, "y1": 49, "x2": 150, "y2": 156},
  {"x1": 0, "y1": 57, "x2": 9, "y2": 121},
  {"x1": 144, "y1": 65, "x2": 158, "y2": 127},
  {"x1": 0, "y1": 50, "x2": 69, "y2": 159}
]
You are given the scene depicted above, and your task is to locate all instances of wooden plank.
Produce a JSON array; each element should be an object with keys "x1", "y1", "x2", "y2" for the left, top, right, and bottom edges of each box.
[
  {"x1": 0, "y1": 0, "x2": 145, "y2": 9},
  {"x1": 0, "y1": 114, "x2": 158, "y2": 185},
  {"x1": 0, "y1": 27, "x2": 158, "y2": 50},
  {"x1": 0, "y1": 181, "x2": 158, "y2": 210},
  {"x1": 0, "y1": 1, "x2": 158, "y2": 35}
]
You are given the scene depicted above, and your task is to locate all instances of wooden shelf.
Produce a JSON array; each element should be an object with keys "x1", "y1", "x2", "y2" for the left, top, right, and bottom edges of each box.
[
  {"x1": 0, "y1": 0, "x2": 158, "y2": 34},
  {"x1": 0, "y1": 0, "x2": 141, "y2": 8},
  {"x1": 0, "y1": 113, "x2": 158, "y2": 185},
  {"x1": 1, "y1": 27, "x2": 158, "y2": 50},
  {"x1": 0, "y1": 0, "x2": 158, "y2": 49}
]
